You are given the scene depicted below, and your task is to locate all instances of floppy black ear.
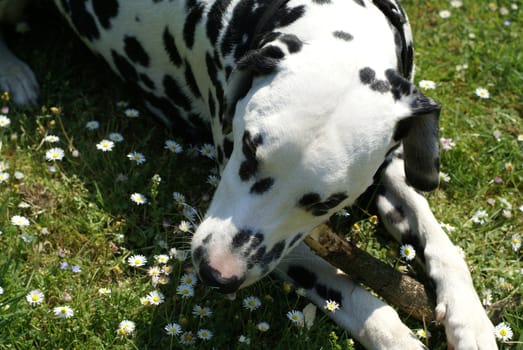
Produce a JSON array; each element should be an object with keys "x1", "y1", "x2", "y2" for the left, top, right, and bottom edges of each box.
[{"x1": 394, "y1": 93, "x2": 441, "y2": 192}]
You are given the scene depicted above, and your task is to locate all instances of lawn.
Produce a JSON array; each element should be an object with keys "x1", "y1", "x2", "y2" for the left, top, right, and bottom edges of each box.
[{"x1": 0, "y1": 0, "x2": 521, "y2": 349}]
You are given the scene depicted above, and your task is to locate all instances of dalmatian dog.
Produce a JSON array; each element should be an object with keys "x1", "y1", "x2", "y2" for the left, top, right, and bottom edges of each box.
[{"x1": 0, "y1": 0, "x2": 497, "y2": 348}]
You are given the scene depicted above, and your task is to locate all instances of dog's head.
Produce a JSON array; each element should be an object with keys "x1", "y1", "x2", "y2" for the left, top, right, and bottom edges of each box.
[{"x1": 191, "y1": 40, "x2": 440, "y2": 293}]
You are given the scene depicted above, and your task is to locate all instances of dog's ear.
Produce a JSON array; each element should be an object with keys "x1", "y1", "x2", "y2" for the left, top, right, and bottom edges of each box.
[{"x1": 388, "y1": 70, "x2": 441, "y2": 192}]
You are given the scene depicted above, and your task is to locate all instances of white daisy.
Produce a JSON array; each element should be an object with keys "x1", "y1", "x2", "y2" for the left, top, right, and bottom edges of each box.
[
  {"x1": 98, "y1": 287, "x2": 111, "y2": 295},
  {"x1": 192, "y1": 305, "x2": 213, "y2": 318},
  {"x1": 256, "y1": 322, "x2": 270, "y2": 332},
  {"x1": 154, "y1": 254, "x2": 170, "y2": 264},
  {"x1": 26, "y1": 289, "x2": 44, "y2": 305},
  {"x1": 127, "y1": 152, "x2": 146, "y2": 165},
  {"x1": 164, "y1": 140, "x2": 183, "y2": 153},
  {"x1": 439, "y1": 9, "x2": 451, "y2": 18},
  {"x1": 146, "y1": 290, "x2": 165, "y2": 305},
  {"x1": 96, "y1": 139, "x2": 115, "y2": 152},
  {"x1": 286, "y1": 310, "x2": 304, "y2": 325},
  {"x1": 418, "y1": 80, "x2": 436, "y2": 90},
  {"x1": 164, "y1": 322, "x2": 182, "y2": 336},
  {"x1": 45, "y1": 147, "x2": 65, "y2": 161},
  {"x1": 324, "y1": 299, "x2": 340, "y2": 313},
  {"x1": 85, "y1": 120, "x2": 100, "y2": 130},
  {"x1": 117, "y1": 320, "x2": 136, "y2": 336},
  {"x1": 176, "y1": 283, "x2": 194, "y2": 298},
  {"x1": 243, "y1": 296, "x2": 261, "y2": 311},
  {"x1": 130, "y1": 192, "x2": 147, "y2": 205},
  {"x1": 197, "y1": 329, "x2": 213, "y2": 340},
  {"x1": 124, "y1": 108, "x2": 140, "y2": 118},
  {"x1": 53, "y1": 305, "x2": 74, "y2": 318},
  {"x1": 44, "y1": 135, "x2": 60, "y2": 143},
  {"x1": 108, "y1": 132, "x2": 124, "y2": 142},
  {"x1": 199, "y1": 143, "x2": 216, "y2": 159},
  {"x1": 127, "y1": 254, "x2": 147, "y2": 267},
  {"x1": 178, "y1": 220, "x2": 192, "y2": 233},
  {"x1": 472, "y1": 209, "x2": 488, "y2": 225},
  {"x1": 0, "y1": 172, "x2": 9, "y2": 183},
  {"x1": 11, "y1": 215, "x2": 30, "y2": 227},
  {"x1": 475, "y1": 87, "x2": 490, "y2": 99},
  {"x1": 0, "y1": 115, "x2": 11, "y2": 128},
  {"x1": 494, "y1": 322, "x2": 513, "y2": 342},
  {"x1": 0, "y1": 161, "x2": 8, "y2": 171},
  {"x1": 400, "y1": 244, "x2": 416, "y2": 261}
]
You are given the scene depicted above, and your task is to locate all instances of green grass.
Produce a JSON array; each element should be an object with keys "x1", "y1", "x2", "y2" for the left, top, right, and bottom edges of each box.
[{"x1": 0, "y1": 0, "x2": 521, "y2": 349}]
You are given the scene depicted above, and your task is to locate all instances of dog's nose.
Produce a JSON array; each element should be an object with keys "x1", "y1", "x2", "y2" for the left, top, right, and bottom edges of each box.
[{"x1": 198, "y1": 261, "x2": 244, "y2": 293}]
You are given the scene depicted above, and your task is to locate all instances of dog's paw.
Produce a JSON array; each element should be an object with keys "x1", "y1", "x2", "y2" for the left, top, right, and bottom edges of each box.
[
  {"x1": 0, "y1": 53, "x2": 39, "y2": 106},
  {"x1": 428, "y1": 253, "x2": 497, "y2": 350}
]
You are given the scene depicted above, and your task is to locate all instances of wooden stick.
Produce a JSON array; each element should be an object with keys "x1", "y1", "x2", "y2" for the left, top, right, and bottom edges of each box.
[{"x1": 304, "y1": 224, "x2": 436, "y2": 322}]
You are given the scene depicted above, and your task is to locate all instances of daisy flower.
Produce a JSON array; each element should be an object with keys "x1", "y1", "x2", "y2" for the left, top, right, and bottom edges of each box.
[
  {"x1": 14, "y1": 171, "x2": 24, "y2": 180},
  {"x1": 127, "y1": 151, "x2": 146, "y2": 164},
  {"x1": 146, "y1": 290, "x2": 165, "y2": 305},
  {"x1": 11, "y1": 215, "x2": 30, "y2": 227},
  {"x1": 324, "y1": 299, "x2": 340, "y2": 313},
  {"x1": 154, "y1": 254, "x2": 170, "y2": 264},
  {"x1": 439, "y1": 172, "x2": 451, "y2": 182},
  {"x1": 256, "y1": 322, "x2": 270, "y2": 332},
  {"x1": 53, "y1": 305, "x2": 74, "y2": 318},
  {"x1": 130, "y1": 192, "x2": 147, "y2": 205},
  {"x1": 26, "y1": 289, "x2": 44, "y2": 305},
  {"x1": 472, "y1": 209, "x2": 488, "y2": 225},
  {"x1": 165, "y1": 140, "x2": 183, "y2": 153},
  {"x1": 439, "y1": 10, "x2": 451, "y2": 18},
  {"x1": 199, "y1": 143, "x2": 216, "y2": 159},
  {"x1": 172, "y1": 192, "x2": 186, "y2": 205},
  {"x1": 455, "y1": 245, "x2": 465, "y2": 259},
  {"x1": 44, "y1": 135, "x2": 60, "y2": 143},
  {"x1": 124, "y1": 108, "x2": 140, "y2": 118},
  {"x1": 415, "y1": 328, "x2": 431, "y2": 339},
  {"x1": 239, "y1": 335, "x2": 251, "y2": 344},
  {"x1": 440, "y1": 137, "x2": 456, "y2": 151},
  {"x1": 0, "y1": 172, "x2": 9, "y2": 183},
  {"x1": 108, "y1": 132, "x2": 124, "y2": 142},
  {"x1": 0, "y1": 115, "x2": 11, "y2": 128},
  {"x1": 180, "y1": 273, "x2": 198, "y2": 286},
  {"x1": 418, "y1": 80, "x2": 436, "y2": 90},
  {"x1": 481, "y1": 289, "x2": 493, "y2": 307},
  {"x1": 494, "y1": 322, "x2": 513, "y2": 342},
  {"x1": 162, "y1": 265, "x2": 173, "y2": 275},
  {"x1": 171, "y1": 249, "x2": 189, "y2": 262},
  {"x1": 0, "y1": 287, "x2": 3, "y2": 294},
  {"x1": 164, "y1": 322, "x2": 182, "y2": 336},
  {"x1": 197, "y1": 329, "x2": 213, "y2": 340},
  {"x1": 511, "y1": 234, "x2": 521, "y2": 252},
  {"x1": 45, "y1": 147, "x2": 65, "y2": 161},
  {"x1": 180, "y1": 331, "x2": 195, "y2": 345},
  {"x1": 116, "y1": 100, "x2": 129, "y2": 108},
  {"x1": 147, "y1": 266, "x2": 162, "y2": 278},
  {"x1": 176, "y1": 283, "x2": 194, "y2": 298},
  {"x1": 207, "y1": 174, "x2": 219, "y2": 187},
  {"x1": 117, "y1": 320, "x2": 136, "y2": 336},
  {"x1": 127, "y1": 254, "x2": 147, "y2": 267},
  {"x1": 183, "y1": 206, "x2": 198, "y2": 221},
  {"x1": 98, "y1": 287, "x2": 111, "y2": 295},
  {"x1": 475, "y1": 87, "x2": 490, "y2": 99},
  {"x1": 450, "y1": 0, "x2": 462, "y2": 7},
  {"x1": 85, "y1": 120, "x2": 100, "y2": 130},
  {"x1": 96, "y1": 139, "x2": 115, "y2": 152},
  {"x1": 400, "y1": 244, "x2": 416, "y2": 261},
  {"x1": 193, "y1": 305, "x2": 213, "y2": 318},
  {"x1": 178, "y1": 220, "x2": 192, "y2": 233},
  {"x1": 243, "y1": 296, "x2": 261, "y2": 311},
  {"x1": 0, "y1": 161, "x2": 8, "y2": 171},
  {"x1": 287, "y1": 310, "x2": 304, "y2": 325}
]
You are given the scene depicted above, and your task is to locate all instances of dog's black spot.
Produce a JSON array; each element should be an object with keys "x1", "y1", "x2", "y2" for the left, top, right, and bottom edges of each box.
[
  {"x1": 333, "y1": 30, "x2": 353, "y2": 41},
  {"x1": 69, "y1": 0, "x2": 100, "y2": 41},
  {"x1": 163, "y1": 27, "x2": 183, "y2": 67},
  {"x1": 261, "y1": 241, "x2": 285, "y2": 266},
  {"x1": 207, "y1": 0, "x2": 232, "y2": 43},
  {"x1": 239, "y1": 131, "x2": 263, "y2": 181},
  {"x1": 111, "y1": 49, "x2": 138, "y2": 82},
  {"x1": 163, "y1": 75, "x2": 192, "y2": 111},
  {"x1": 124, "y1": 36, "x2": 150, "y2": 67},
  {"x1": 279, "y1": 34, "x2": 302, "y2": 53},
  {"x1": 250, "y1": 177, "x2": 275, "y2": 194},
  {"x1": 202, "y1": 233, "x2": 213, "y2": 245},
  {"x1": 239, "y1": 159, "x2": 258, "y2": 181},
  {"x1": 232, "y1": 229, "x2": 252, "y2": 249},
  {"x1": 207, "y1": 90, "x2": 216, "y2": 117},
  {"x1": 315, "y1": 283, "x2": 343, "y2": 306},
  {"x1": 298, "y1": 192, "x2": 321, "y2": 207},
  {"x1": 216, "y1": 145, "x2": 224, "y2": 164},
  {"x1": 184, "y1": 62, "x2": 201, "y2": 98},
  {"x1": 359, "y1": 67, "x2": 376, "y2": 85},
  {"x1": 223, "y1": 138, "x2": 234, "y2": 159},
  {"x1": 184, "y1": 2, "x2": 205, "y2": 49},
  {"x1": 192, "y1": 246, "x2": 204, "y2": 262},
  {"x1": 248, "y1": 245, "x2": 266, "y2": 268},
  {"x1": 353, "y1": 0, "x2": 365, "y2": 7},
  {"x1": 237, "y1": 45, "x2": 285, "y2": 75},
  {"x1": 386, "y1": 69, "x2": 412, "y2": 100},
  {"x1": 287, "y1": 265, "x2": 317, "y2": 289},
  {"x1": 289, "y1": 233, "x2": 303, "y2": 247},
  {"x1": 370, "y1": 79, "x2": 391, "y2": 93},
  {"x1": 92, "y1": 0, "x2": 119, "y2": 29},
  {"x1": 139, "y1": 73, "x2": 155, "y2": 90},
  {"x1": 312, "y1": 0, "x2": 332, "y2": 4},
  {"x1": 251, "y1": 232, "x2": 264, "y2": 248}
]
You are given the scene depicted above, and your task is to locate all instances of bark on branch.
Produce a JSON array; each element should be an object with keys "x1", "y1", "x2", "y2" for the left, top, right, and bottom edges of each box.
[{"x1": 304, "y1": 224, "x2": 436, "y2": 322}]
